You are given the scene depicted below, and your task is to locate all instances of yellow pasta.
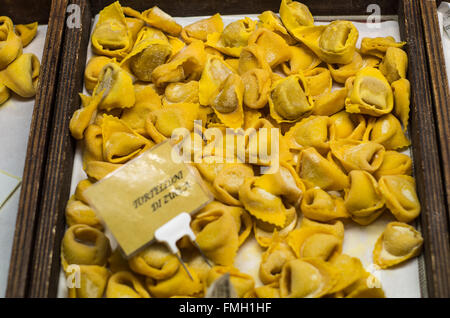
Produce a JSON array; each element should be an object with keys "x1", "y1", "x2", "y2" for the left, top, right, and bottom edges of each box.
[
  {"x1": 297, "y1": 147, "x2": 349, "y2": 191},
  {"x1": 345, "y1": 67, "x2": 394, "y2": 116},
  {"x1": 181, "y1": 14, "x2": 224, "y2": 43},
  {"x1": 91, "y1": 2, "x2": 133, "y2": 59},
  {"x1": 68, "y1": 265, "x2": 110, "y2": 298},
  {"x1": 269, "y1": 74, "x2": 313, "y2": 123},
  {"x1": 206, "y1": 17, "x2": 257, "y2": 57},
  {"x1": 15, "y1": 22, "x2": 38, "y2": 47},
  {"x1": 61, "y1": 224, "x2": 111, "y2": 269},
  {"x1": 63, "y1": 0, "x2": 422, "y2": 299},
  {"x1": 128, "y1": 243, "x2": 179, "y2": 280},
  {"x1": 378, "y1": 175, "x2": 421, "y2": 223},
  {"x1": 0, "y1": 16, "x2": 22, "y2": 70},
  {"x1": 279, "y1": 258, "x2": 338, "y2": 298},
  {"x1": 106, "y1": 271, "x2": 150, "y2": 298},
  {"x1": 141, "y1": 6, "x2": 182, "y2": 36},
  {"x1": 0, "y1": 52, "x2": 40, "y2": 98},
  {"x1": 344, "y1": 170, "x2": 385, "y2": 225},
  {"x1": 373, "y1": 222, "x2": 423, "y2": 269}
]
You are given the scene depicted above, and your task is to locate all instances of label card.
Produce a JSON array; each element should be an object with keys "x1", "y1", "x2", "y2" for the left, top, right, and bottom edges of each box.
[{"x1": 83, "y1": 141, "x2": 212, "y2": 257}]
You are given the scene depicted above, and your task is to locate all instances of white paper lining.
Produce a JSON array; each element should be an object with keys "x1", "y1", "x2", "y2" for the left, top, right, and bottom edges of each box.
[
  {"x1": 0, "y1": 25, "x2": 48, "y2": 297},
  {"x1": 437, "y1": 2, "x2": 450, "y2": 89},
  {"x1": 57, "y1": 15, "x2": 421, "y2": 298}
]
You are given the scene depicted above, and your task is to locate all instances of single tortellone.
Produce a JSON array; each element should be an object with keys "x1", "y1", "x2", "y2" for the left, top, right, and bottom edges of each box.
[
  {"x1": 269, "y1": 74, "x2": 313, "y2": 123},
  {"x1": 378, "y1": 175, "x2": 420, "y2": 223},
  {"x1": 91, "y1": 2, "x2": 133, "y2": 59},
  {"x1": 279, "y1": 258, "x2": 338, "y2": 298},
  {"x1": 344, "y1": 170, "x2": 385, "y2": 225},
  {"x1": 0, "y1": 53, "x2": 40, "y2": 98},
  {"x1": 0, "y1": 16, "x2": 40, "y2": 105},
  {"x1": 64, "y1": 0, "x2": 421, "y2": 298},
  {"x1": 373, "y1": 222, "x2": 423, "y2": 269},
  {"x1": 121, "y1": 27, "x2": 172, "y2": 82}
]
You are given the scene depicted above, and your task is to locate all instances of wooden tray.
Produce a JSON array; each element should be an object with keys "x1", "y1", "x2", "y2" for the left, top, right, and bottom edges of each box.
[
  {"x1": 7, "y1": 0, "x2": 450, "y2": 298},
  {"x1": 419, "y1": 0, "x2": 450, "y2": 233},
  {"x1": 2, "y1": 0, "x2": 68, "y2": 298}
]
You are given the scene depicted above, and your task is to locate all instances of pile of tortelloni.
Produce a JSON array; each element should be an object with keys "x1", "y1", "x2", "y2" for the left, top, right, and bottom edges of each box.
[
  {"x1": 0, "y1": 17, "x2": 40, "y2": 105},
  {"x1": 64, "y1": 0, "x2": 424, "y2": 298}
]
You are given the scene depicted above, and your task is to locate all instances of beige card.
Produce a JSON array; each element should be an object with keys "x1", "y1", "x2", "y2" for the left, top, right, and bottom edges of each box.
[{"x1": 83, "y1": 141, "x2": 212, "y2": 257}]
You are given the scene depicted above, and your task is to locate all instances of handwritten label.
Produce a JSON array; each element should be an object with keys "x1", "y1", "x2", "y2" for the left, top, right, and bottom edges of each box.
[{"x1": 83, "y1": 141, "x2": 212, "y2": 257}]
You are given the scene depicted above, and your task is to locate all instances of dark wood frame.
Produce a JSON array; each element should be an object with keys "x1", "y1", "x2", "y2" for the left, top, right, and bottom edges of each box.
[
  {"x1": 420, "y1": 0, "x2": 450, "y2": 230},
  {"x1": 6, "y1": 0, "x2": 450, "y2": 298},
  {"x1": 2, "y1": 0, "x2": 68, "y2": 298}
]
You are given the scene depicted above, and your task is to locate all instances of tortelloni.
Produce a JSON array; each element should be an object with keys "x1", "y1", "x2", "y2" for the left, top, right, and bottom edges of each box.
[
  {"x1": 91, "y1": 2, "x2": 133, "y2": 59},
  {"x1": 373, "y1": 222, "x2": 423, "y2": 269},
  {"x1": 64, "y1": 0, "x2": 422, "y2": 299},
  {"x1": 121, "y1": 27, "x2": 172, "y2": 82},
  {"x1": 206, "y1": 18, "x2": 257, "y2": 57},
  {"x1": 374, "y1": 151, "x2": 412, "y2": 179},
  {"x1": 330, "y1": 139, "x2": 385, "y2": 173},
  {"x1": 106, "y1": 271, "x2": 150, "y2": 298},
  {"x1": 379, "y1": 47, "x2": 408, "y2": 84},
  {"x1": 279, "y1": 0, "x2": 314, "y2": 34},
  {"x1": 269, "y1": 74, "x2": 313, "y2": 123},
  {"x1": 392, "y1": 78, "x2": 411, "y2": 130},
  {"x1": 284, "y1": 116, "x2": 335, "y2": 155},
  {"x1": 92, "y1": 62, "x2": 136, "y2": 111},
  {"x1": 145, "y1": 264, "x2": 204, "y2": 298},
  {"x1": 206, "y1": 266, "x2": 255, "y2": 298},
  {"x1": 181, "y1": 14, "x2": 224, "y2": 43},
  {"x1": 293, "y1": 20, "x2": 359, "y2": 65},
  {"x1": 141, "y1": 6, "x2": 182, "y2": 37},
  {"x1": 344, "y1": 170, "x2": 385, "y2": 225},
  {"x1": 0, "y1": 53, "x2": 40, "y2": 98},
  {"x1": 279, "y1": 258, "x2": 338, "y2": 298},
  {"x1": 65, "y1": 195, "x2": 103, "y2": 230},
  {"x1": 301, "y1": 188, "x2": 349, "y2": 222},
  {"x1": 67, "y1": 265, "x2": 110, "y2": 298},
  {"x1": 247, "y1": 28, "x2": 291, "y2": 69},
  {"x1": 61, "y1": 224, "x2": 111, "y2": 269},
  {"x1": 191, "y1": 201, "x2": 251, "y2": 266},
  {"x1": 84, "y1": 56, "x2": 113, "y2": 93},
  {"x1": 297, "y1": 147, "x2": 349, "y2": 191},
  {"x1": 363, "y1": 114, "x2": 410, "y2": 150},
  {"x1": 210, "y1": 73, "x2": 245, "y2": 129},
  {"x1": 259, "y1": 235, "x2": 296, "y2": 284},
  {"x1": 163, "y1": 81, "x2": 199, "y2": 104},
  {"x1": 287, "y1": 218, "x2": 344, "y2": 261},
  {"x1": 360, "y1": 36, "x2": 406, "y2": 59},
  {"x1": 241, "y1": 68, "x2": 271, "y2": 109},
  {"x1": 378, "y1": 175, "x2": 420, "y2": 223},
  {"x1": 280, "y1": 44, "x2": 320, "y2": 75},
  {"x1": 128, "y1": 243, "x2": 179, "y2": 280},
  {"x1": 345, "y1": 67, "x2": 394, "y2": 116},
  {"x1": 258, "y1": 10, "x2": 296, "y2": 45},
  {"x1": 304, "y1": 67, "x2": 332, "y2": 100},
  {"x1": 101, "y1": 115, "x2": 153, "y2": 164},
  {"x1": 151, "y1": 39, "x2": 206, "y2": 87},
  {"x1": 330, "y1": 111, "x2": 366, "y2": 140}
]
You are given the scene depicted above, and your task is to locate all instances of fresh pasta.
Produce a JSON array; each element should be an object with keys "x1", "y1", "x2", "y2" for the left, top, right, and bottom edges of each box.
[
  {"x1": 0, "y1": 16, "x2": 40, "y2": 105},
  {"x1": 63, "y1": 0, "x2": 422, "y2": 298}
]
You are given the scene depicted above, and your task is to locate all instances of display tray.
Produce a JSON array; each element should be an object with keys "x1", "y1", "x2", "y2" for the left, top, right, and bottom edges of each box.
[
  {"x1": 2, "y1": 0, "x2": 68, "y2": 298},
  {"x1": 419, "y1": 0, "x2": 450, "y2": 222},
  {"x1": 6, "y1": 0, "x2": 450, "y2": 298}
]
